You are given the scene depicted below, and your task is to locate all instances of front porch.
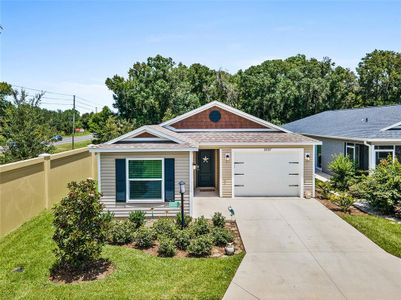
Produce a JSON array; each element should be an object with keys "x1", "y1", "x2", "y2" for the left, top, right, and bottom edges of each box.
[{"x1": 192, "y1": 149, "x2": 224, "y2": 198}]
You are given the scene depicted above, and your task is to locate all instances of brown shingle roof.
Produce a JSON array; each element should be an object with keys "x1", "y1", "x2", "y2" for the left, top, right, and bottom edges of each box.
[
  {"x1": 179, "y1": 131, "x2": 318, "y2": 144},
  {"x1": 90, "y1": 142, "x2": 194, "y2": 151}
]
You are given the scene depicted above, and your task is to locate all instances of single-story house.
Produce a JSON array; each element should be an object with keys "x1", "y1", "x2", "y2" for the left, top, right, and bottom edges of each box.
[
  {"x1": 89, "y1": 101, "x2": 320, "y2": 217},
  {"x1": 283, "y1": 105, "x2": 401, "y2": 174}
]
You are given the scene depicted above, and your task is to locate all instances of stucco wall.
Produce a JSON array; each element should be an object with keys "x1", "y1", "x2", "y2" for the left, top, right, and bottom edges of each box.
[{"x1": 0, "y1": 148, "x2": 97, "y2": 237}]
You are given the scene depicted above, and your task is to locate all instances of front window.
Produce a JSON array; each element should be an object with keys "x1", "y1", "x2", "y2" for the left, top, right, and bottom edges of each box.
[
  {"x1": 345, "y1": 143, "x2": 355, "y2": 161},
  {"x1": 316, "y1": 145, "x2": 322, "y2": 169},
  {"x1": 374, "y1": 145, "x2": 394, "y2": 166},
  {"x1": 128, "y1": 159, "x2": 164, "y2": 201}
]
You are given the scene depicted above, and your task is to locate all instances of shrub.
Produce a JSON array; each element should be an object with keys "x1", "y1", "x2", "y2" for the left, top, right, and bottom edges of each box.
[
  {"x1": 52, "y1": 179, "x2": 110, "y2": 270},
  {"x1": 212, "y1": 212, "x2": 225, "y2": 228},
  {"x1": 175, "y1": 229, "x2": 191, "y2": 250},
  {"x1": 351, "y1": 157, "x2": 401, "y2": 214},
  {"x1": 153, "y1": 218, "x2": 177, "y2": 239},
  {"x1": 191, "y1": 216, "x2": 210, "y2": 236},
  {"x1": 316, "y1": 179, "x2": 332, "y2": 199},
  {"x1": 330, "y1": 192, "x2": 355, "y2": 213},
  {"x1": 187, "y1": 235, "x2": 213, "y2": 257},
  {"x1": 134, "y1": 227, "x2": 156, "y2": 249},
  {"x1": 175, "y1": 212, "x2": 192, "y2": 228},
  {"x1": 158, "y1": 238, "x2": 176, "y2": 257},
  {"x1": 328, "y1": 155, "x2": 356, "y2": 191},
  {"x1": 128, "y1": 211, "x2": 146, "y2": 229},
  {"x1": 211, "y1": 228, "x2": 234, "y2": 246},
  {"x1": 107, "y1": 220, "x2": 134, "y2": 245}
]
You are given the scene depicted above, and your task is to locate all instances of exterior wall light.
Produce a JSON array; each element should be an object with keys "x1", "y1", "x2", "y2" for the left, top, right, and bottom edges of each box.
[
  {"x1": 225, "y1": 153, "x2": 231, "y2": 161},
  {"x1": 305, "y1": 153, "x2": 311, "y2": 161}
]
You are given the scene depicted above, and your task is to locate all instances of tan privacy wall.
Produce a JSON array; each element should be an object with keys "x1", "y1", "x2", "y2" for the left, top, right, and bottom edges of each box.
[
  {"x1": 0, "y1": 148, "x2": 97, "y2": 237},
  {"x1": 220, "y1": 145, "x2": 314, "y2": 198},
  {"x1": 99, "y1": 152, "x2": 191, "y2": 217}
]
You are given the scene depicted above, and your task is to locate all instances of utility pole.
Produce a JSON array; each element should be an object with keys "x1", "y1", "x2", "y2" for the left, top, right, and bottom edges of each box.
[{"x1": 72, "y1": 95, "x2": 76, "y2": 150}]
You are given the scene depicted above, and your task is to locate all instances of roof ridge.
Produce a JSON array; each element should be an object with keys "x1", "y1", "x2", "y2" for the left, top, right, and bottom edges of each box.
[
  {"x1": 149, "y1": 125, "x2": 199, "y2": 147},
  {"x1": 323, "y1": 103, "x2": 401, "y2": 113}
]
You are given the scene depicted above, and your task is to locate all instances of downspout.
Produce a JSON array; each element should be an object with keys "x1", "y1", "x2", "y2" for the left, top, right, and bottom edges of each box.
[{"x1": 364, "y1": 140, "x2": 373, "y2": 172}]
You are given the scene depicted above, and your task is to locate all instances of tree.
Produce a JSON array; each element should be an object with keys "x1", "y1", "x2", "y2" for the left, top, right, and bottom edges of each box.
[
  {"x1": 237, "y1": 55, "x2": 358, "y2": 124},
  {"x1": 0, "y1": 82, "x2": 13, "y2": 145},
  {"x1": 92, "y1": 115, "x2": 134, "y2": 144},
  {"x1": 106, "y1": 55, "x2": 176, "y2": 126},
  {"x1": 0, "y1": 89, "x2": 54, "y2": 163},
  {"x1": 105, "y1": 55, "x2": 237, "y2": 127},
  {"x1": 88, "y1": 106, "x2": 114, "y2": 134},
  {"x1": 357, "y1": 50, "x2": 401, "y2": 106},
  {"x1": 52, "y1": 179, "x2": 110, "y2": 271}
]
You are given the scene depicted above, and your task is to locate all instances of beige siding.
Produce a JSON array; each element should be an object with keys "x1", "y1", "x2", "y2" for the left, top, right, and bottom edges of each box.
[
  {"x1": 219, "y1": 145, "x2": 314, "y2": 198},
  {"x1": 221, "y1": 148, "x2": 233, "y2": 197},
  {"x1": 99, "y1": 152, "x2": 190, "y2": 217}
]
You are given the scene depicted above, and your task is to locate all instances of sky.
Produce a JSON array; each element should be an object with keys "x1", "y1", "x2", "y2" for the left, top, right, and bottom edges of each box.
[{"x1": 1, "y1": 0, "x2": 401, "y2": 113}]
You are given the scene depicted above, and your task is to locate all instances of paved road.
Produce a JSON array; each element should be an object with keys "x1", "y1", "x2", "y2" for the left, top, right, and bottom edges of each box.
[
  {"x1": 194, "y1": 197, "x2": 401, "y2": 300},
  {"x1": 53, "y1": 134, "x2": 93, "y2": 145}
]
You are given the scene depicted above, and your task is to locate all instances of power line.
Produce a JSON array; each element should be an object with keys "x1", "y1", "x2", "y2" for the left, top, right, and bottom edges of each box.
[
  {"x1": 10, "y1": 83, "x2": 99, "y2": 106},
  {"x1": 41, "y1": 102, "x2": 72, "y2": 106},
  {"x1": 75, "y1": 95, "x2": 98, "y2": 106},
  {"x1": 10, "y1": 84, "x2": 72, "y2": 97},
  {"x1": 75, "y1": 100, "x2": 95, "y2": 109},
  {"x1": 41, "y1": 97, "x2": 71, "y2": 104}
]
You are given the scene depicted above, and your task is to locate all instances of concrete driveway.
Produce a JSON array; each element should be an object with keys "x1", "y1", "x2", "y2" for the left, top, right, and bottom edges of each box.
[{"x1": 194, "y1": 197, "x2": 401, "y2": 300}]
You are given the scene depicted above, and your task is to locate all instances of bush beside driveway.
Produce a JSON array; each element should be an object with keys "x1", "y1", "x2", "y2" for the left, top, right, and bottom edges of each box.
[{"x1": 0, "y1": 212, "x2": 243, "y2": 299}]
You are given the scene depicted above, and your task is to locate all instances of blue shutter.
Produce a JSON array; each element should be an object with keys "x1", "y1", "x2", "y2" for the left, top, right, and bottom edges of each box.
[
  {"x1": 115, "y1": 159, "x2": 126, "y2": 202},
  {"x1": 164, "y1": 158, "x2": 175, "y2": 202}
]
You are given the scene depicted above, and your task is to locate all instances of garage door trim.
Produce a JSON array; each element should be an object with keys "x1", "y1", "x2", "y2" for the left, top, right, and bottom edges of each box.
[{"x1": 231, "y1": 148, "x2": 304, "y2": 198}]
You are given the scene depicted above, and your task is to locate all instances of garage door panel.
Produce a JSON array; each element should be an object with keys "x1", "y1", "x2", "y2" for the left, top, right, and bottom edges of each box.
[{"x1": 233, "y1": 150, "x2": 302, "y2": 197}]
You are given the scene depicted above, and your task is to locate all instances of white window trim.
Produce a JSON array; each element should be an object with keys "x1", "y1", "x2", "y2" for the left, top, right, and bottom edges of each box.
[
  {"x1": 315, "y1": 145, "x2": 322, "y2": 171},
  {"x1": 126, "y1": 158, "x2": 165, "y2": 203},
  {"x1": 345, "y1": 142, "x2": 356, "y2": 161},
  {"x1": 373, "y1": 145, "x2": 395, "y2": 167}
]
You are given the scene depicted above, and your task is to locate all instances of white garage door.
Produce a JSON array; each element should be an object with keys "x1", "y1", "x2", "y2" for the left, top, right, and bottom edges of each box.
[{"x1": 233, "y1": 149, "x2": 303, "y2": 197}]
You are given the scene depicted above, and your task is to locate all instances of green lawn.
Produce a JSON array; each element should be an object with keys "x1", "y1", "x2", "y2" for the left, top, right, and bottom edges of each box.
[
  {"x1": 0, "y1": 212, "x2": 243, "y2": 300},
  {"x1": 53, "y1": 140, "x2": 92, "y2": 153},
  {"x1": 342, "y1": 214, "x2": 401, "y2": 258}
]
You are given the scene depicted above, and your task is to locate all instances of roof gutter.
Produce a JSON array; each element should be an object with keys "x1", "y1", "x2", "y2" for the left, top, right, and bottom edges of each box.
[{"x1": 89, "y1": 147, "x2": 199, "y2": 153}]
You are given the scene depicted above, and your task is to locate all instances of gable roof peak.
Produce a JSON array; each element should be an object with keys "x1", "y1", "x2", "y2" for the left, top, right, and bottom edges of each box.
[{"x1": 160, "y1": 101, "x2": 291, "y2": 133}]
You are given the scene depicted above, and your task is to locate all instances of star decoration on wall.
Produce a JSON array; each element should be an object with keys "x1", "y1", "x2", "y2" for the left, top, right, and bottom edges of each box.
[{"x1": 202, "y1": 156, "x2": 209, "y2": 163}]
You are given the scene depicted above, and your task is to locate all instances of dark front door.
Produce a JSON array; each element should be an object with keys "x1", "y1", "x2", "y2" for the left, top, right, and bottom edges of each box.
[{"x1": 198, "y1": 150, "x2": 215, "y2": 187}]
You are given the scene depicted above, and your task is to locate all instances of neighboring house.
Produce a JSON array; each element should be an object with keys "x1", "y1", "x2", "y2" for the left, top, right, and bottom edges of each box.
[
  {"x1": 89, "y1": 101, "x2": 320, "y2": 217},
  {"x1": 284, "y1": 105, "x2": 401, "y2": 174}
]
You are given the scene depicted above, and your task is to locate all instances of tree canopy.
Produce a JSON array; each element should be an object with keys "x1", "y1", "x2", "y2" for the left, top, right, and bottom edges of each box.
[{"x1": 106, "y1": 50, "x2": 400, "y2": 126}]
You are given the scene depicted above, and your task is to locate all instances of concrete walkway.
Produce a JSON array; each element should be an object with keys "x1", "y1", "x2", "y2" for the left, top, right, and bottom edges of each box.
[{"x1": 194, "y1": 197, "x2": 401, "y2": 300}]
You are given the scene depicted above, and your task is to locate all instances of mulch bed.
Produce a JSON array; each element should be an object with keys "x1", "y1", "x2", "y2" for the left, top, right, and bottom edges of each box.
[
  {"x1": 50, "y1": 259, "x2": 114, "y2": 284},
  {"x1": 315, "y1": 190, "x2": 367, "y2": 217},
  {"x1": 125, "y1": 220, "x2": 244, "y2": 258}
]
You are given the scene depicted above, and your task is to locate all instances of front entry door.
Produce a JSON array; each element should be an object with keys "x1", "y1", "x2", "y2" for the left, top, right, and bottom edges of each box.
[{"x1": 198, "y1": 150, "x2": 215, "y2": 187}]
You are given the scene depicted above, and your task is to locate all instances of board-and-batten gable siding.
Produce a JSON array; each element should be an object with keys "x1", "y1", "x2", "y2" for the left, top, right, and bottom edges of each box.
[
  {"x1": 220, "y1": 145, "x2": 314, "y2": 198},
  {"x1": 100, "y1": 152, "x2": 190, "y2": 217}
]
